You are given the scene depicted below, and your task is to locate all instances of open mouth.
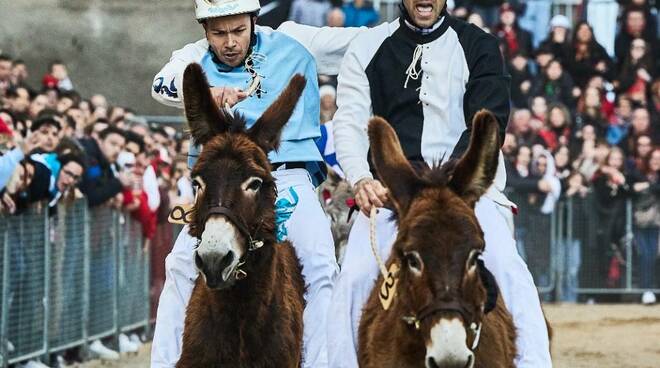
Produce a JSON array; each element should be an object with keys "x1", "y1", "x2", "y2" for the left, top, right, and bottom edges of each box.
[{"x1": 415, "y1": 2, "x2": 434, "y2": 18}]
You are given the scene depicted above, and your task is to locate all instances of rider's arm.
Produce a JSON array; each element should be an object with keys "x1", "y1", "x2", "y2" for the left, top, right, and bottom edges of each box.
[
  {"x1": 450, "y1": 30, "x2": 511, "y2": 159},
  {"x1": 277, "y1": 21, "x2": 366, "y2": 76},
  {"x1": 332, "y1": 34, "x2": 375, "y2": 187},
  {"x1": 150, "y1": 229, "x2": 199, "y2": 368},
  {"x1": 151, "y1": 39, "x2": 209, "y2": 109}
]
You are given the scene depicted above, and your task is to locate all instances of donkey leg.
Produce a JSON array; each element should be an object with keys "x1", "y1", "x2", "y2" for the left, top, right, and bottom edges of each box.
[
  {"x1": 476, "y1": 197, "x2": 552, "y2": 368},
  {"x1": 327, "y1": 209, "x2": 398, "y2": 368},
  {"x1": 274, "y1": 169, "x2": 339, "y2": 368}
]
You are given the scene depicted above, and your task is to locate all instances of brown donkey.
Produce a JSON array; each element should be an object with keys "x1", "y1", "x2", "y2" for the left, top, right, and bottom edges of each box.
[
  {"x1": 358, "y1": 110, "x2": 516, "y2": 368},
  {"x1": 176, "y1": 63, "x2": 306, "y2": 368}
]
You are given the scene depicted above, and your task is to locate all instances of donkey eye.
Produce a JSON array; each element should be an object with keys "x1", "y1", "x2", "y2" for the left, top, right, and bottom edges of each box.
[
  {"x1": 467, "y1": 249, "x2": 482, "y2": 267},
  {"x1": 404, "y1": 251, "x2": 423, "y2": 273},
  {"x1": 246, "y1": 178, "x2": 263, "y2": 192}
]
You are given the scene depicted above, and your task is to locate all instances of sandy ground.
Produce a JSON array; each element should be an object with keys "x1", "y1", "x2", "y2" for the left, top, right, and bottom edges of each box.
[{"x1": 76, "y1": 304, "x2": 660, "y2": 367}]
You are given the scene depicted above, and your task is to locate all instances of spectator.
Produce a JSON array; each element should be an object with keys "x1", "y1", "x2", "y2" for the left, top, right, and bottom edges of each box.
[
  {"x1": 467, "y1": 12, "x2": 490, "y2": 33},
  {"x1": 289, "y1": 0, "x2": 333, "y2": 27},
  {"x1": 538, "y1": 103, "x2": 571, "y2": 152},
  {"x1": 614, "y1": 6, "x2": 656, "y2": 68},
  {"x1": 43, "y1": 60, "x2": 74, "y2": 91},
  {"x1": 0, "y1": 55, "x2": 12, "y2": 97},
  {"x1": 79, "y1": 126, "x2": 132, "y2": 207},
  {"x1": 508, "y1": 52, "x2": 533, "y2": 107},
  {"x1": 494, "y1": 3, "x2": 533, "y2": 59},
  {"x1": 616, "y1": 38, "x2": 655, "y2": 105},
  {"x1": 538, "y1": 15, "x2": 572, "y2": 66},
  {"x1": 469, "y1": 0, "x2": 505, "y2": 28},
  {"x1": 576, "y1": 87, "x2": 609, "y2": 138},
  {"x1": 125, "y1": 129, "x2": 160, "y2": 215},
  {"x1": 342, "y1": 0, "x2": 379, "y2": 27},
  {"x1": 509, "y1": 108, "x2": 542, "y2": 146},
  {"x1": 531, "y1": 59, "x2": 576, "y2": 109},
  {"x1": 626, "y1": 107, "x2": 654, "y2": 153},
  {"x1": 5, "y1": 86, "x2": 31, "y2": 114},
  {"x1": 326, "y1": 7, "x2": 345, "y2": 27},
  {"x1": 592, "y1": 147, "x2": 630, "y2": 288},
  {"x1": 560, "y1": 171, "x2": 589, "y2": 302},
  {"x1": 319, "y1": 84, "x2": 337, "y2": 124},
  {"x1": 29, "y1": 94, "x2": 49, "y2": 119},
  {"x1": 629, "y1": 148, "x2": 660, "y2": 304},
  {"x1": 10, "y1": 59, "x2": 29, "y2": 89},
  {"x1": 530, "y1": 95, "x2": 549, "y2": 129},
  {"x1": 30, "y1": 115, "x2": 62, "y2": 153},
  {"x1": 567, "y1": 21, "x2": 614, "y2": 88},
  {"x1": 650, "y1": 78, "x2": 660, "y2": 121}
]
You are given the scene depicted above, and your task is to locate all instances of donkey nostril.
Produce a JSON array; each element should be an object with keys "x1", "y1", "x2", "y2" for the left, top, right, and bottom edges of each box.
[
  {"x1": 219, "y1": 251, "x2": 235, "y2": 272},
  {"x1": 426, "y1": 357, "x2": 439, "y2": 368}
]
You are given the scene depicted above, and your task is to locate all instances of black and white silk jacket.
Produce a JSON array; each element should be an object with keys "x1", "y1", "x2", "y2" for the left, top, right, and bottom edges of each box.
[{"x1": 334, "y1": 14, "x2": 513, "y2": 206}]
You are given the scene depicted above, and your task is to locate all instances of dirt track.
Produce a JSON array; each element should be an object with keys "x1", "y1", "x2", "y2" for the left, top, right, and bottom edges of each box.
[{"x1": 77, "y1": 304, "x2": 660, "y2": 367}]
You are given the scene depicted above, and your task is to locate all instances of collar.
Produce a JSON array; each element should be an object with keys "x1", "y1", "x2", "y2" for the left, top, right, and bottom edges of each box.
[{"x1": 397, "y1": 15, "x2": 451, "y2": 44}]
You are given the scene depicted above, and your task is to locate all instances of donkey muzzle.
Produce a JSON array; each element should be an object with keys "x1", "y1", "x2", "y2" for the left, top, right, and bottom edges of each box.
[
  {"x1": 426, "y1": 318, "x2": 475, "y2": 368},
  {"x1": 195, "y1": 217, "x2": 244, "y2": 290}
]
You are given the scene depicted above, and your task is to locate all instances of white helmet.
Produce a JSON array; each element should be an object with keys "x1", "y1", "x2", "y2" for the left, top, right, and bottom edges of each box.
[{"x1": 194, "y1": 0, "x2": 261, "y2": 21}]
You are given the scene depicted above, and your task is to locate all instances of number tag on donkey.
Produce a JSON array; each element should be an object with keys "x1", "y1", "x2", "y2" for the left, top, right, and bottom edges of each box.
[
  {"x1": 379, "y1": 263, "x2": 400, "y2": 310},
  {"x1": 168, "y1": 204, "x2": 195, "y2": 225}
]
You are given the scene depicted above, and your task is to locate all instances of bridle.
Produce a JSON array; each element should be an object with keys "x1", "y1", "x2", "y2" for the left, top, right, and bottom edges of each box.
[
  {"x1": 197, "y1": 204, "x2": 265, "y2": 280},
  {"x1": 401, "y1": 298, "x2": 484, "y2": 351},
  {"x1": 368, "y1": 208, "x2": 484, "y2": 351}
]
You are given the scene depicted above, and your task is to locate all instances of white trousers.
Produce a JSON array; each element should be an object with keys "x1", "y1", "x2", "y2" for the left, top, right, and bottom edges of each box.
[
  {"x1": 151, "y1": 169, "x2": 338, "y2": 368},
  {"x1": 327, "y1": 197, "x2": 552, "y2": 368}
]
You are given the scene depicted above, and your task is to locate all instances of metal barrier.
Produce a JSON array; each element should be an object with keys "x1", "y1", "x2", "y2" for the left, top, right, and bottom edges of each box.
[
  {"x1": 0, "y1": 201, "x2": 150, "y2": 367},
  {"x1": 508, "y1": 191, "x2": 557, "y2": 295},
  {"x1": 508, "y1": 190, "x2": 660, "y2": 301}
]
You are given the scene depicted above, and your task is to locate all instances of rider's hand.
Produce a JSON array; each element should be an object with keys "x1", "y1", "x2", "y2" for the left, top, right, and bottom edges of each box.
[
  {"x1": 210, "y1": 87, "x2": 248, "y2": 108},
  {"x1": 354, "y1": 178, "x2": 389, "y2": 216}
]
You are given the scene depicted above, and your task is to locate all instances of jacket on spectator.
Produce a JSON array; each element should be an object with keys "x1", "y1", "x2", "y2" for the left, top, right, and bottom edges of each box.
[
  {"x1": 342, "y1": 2, "x2": 379, "y2": 27},
  {"x1": 0, "y1": 148, "x2": 24, "y2": 191},
  {"x1": 507, "y1": 58, "x2": 533, "y2": 108},
  {"x1": 79, "y1": 138, "x2": 123, "y2": 207},
  {"x1": 495, "y1": 24, "x2": 533, "y2": 58},
  {"x1": 531, "y1": 74, "x2": 575, "y2": 109},
  {"x1": 538, "y1": 38, "x2": 571, "y2": 67},
  {"x1": 567, "y1": 41, "x2": 614, "y2": 88}
]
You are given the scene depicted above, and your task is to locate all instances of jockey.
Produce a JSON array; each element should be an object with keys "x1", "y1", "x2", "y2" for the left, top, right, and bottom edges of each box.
[
  {"x1": 330, "y1": 0, "x2": 553, "y2": 367},
  {"x1": 150, "y1": 1, "x2": 362, "y2": 367}
]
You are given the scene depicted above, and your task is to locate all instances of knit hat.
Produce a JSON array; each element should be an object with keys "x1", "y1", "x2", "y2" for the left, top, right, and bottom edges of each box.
[{"x1": 550, "y1": 15, "x2": 571, "y2": 30}]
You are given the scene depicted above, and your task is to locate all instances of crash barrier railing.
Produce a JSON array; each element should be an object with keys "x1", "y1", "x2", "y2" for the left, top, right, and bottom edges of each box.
[
  {"x1": 509, "y1": 190, "x2": 660, "y2": 301},
  {"x1": 0, "y1": 201, "x2": 150, "y2": 367}
]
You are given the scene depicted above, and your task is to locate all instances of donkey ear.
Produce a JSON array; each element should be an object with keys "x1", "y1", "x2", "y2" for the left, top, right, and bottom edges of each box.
[
  {"x1": 368, "y1": 117, "x2": 422, "y2": 214},
  {"x1": 449, "y1": 110, "x2": 501, "y2": 207},
  {"x1": 183, "y1": 63, "x2": 228, "y2": 145},
  {"x1": 249, "y1": 74, "x2": 306, "y2": 152}
]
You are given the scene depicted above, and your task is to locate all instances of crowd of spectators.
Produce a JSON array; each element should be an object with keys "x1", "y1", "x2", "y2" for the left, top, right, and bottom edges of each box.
[{"x1": 0, "y1": 54, "x2": 195, "y2": 364}]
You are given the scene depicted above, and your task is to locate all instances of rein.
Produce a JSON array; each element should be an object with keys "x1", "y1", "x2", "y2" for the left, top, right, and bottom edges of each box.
[{"x1": 368, "y1": 207, "x2": 483, "y2": 351}]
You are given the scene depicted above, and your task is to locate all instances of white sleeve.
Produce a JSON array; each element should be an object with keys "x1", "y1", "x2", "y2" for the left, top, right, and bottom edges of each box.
[
  {"x1": 151, "y1": 39, "x2": 209, "y2": 109},
  {"x1": 150, "y1": 227, "x2": 198, "y2": 368},
  {"x1": 143, "y1": 166, "x2": 161, "y2": 212},
  {"x1": 333, "y1": 38, "x2": 374, "y2": 187},
  {"x1": 277, "y1": 21, "x2": 366, "y2": 76}
]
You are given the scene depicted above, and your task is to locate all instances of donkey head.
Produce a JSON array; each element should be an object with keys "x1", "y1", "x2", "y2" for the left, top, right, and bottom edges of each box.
[
  {"x1": 183, "y1": 63, "x2": 305, "y2": 290},
  {"x1": 368, "y1": 110, "x2": 500, "y2": 368}
]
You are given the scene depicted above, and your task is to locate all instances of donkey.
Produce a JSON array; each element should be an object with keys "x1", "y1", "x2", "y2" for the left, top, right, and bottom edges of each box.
[
  {"x1": 358, "y1": 111, "x2": 517, "y2": 368},
  {"x1": 176, "y1": 63, "x2": 306, "y2": 368}
]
